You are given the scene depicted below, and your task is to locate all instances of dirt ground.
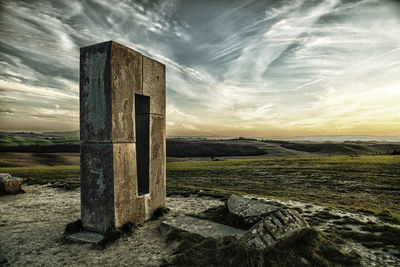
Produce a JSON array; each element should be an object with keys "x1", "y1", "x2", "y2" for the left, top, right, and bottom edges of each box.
[
  {"x1": 1, "y1": 186, "x2": 399, "y2": 266},
  {"x1": 252, "y1": 196, "x2": 400, "y2": 267},
  {"x1": 0, "y1": 185, "x2": 223, "y2": 266}
]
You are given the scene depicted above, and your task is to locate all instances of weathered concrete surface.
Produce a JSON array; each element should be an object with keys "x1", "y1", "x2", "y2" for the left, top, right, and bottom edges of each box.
[
  {"x1": 80, "y1": 41, "x2": 142, "y2": 143},
  {"x1": 240, "y1": 209, "x2": 310, "y2": 249},
  {"x1": 111, "y1": 42, "x2": 142, "y2": 143},
  {"x1": 143, "y1": 55, "x2": 166, "y2": 115},
  {"x1": 80, "y1": 143, "x2": 115, "y2": 233},
  {"x1": 148, "y1": 114, "x2": 166, "y2": 212},
  {"x1": 161, "y1": 215, "x2": 246, "y2": 239},
  {"x1": 80, "y1": 42, "x2": 166, "y2": 143},
  {"x1": 66, "y1": 232, "x2": 105, "y2": 244},
  {"x1": 227, "y1": 194, "x2": 280, "y2": 224},
  {"x1": 113, "y1": 143, "x2": 143, "y2": 227},
  {"x1": 80, "y1": 41, "x2": 112, "y2": 143},
  {"x1": 0, "y1": 173, "x2": 23, "y2": 195},
  {"x1": 79, "y1": 41, "x2": 166, "y2": 235}
]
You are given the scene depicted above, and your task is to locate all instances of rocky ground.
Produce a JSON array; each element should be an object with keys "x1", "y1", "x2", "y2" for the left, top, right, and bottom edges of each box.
[
  {"x1": 0, "y1": 185, "x2": 399, "y2": 266},
  {"x1": 0, "y1": 185, "x2": 222, "y2": 266},
  {"x1": 253, "y1": 196, "x2": 400, "y2": 266}
]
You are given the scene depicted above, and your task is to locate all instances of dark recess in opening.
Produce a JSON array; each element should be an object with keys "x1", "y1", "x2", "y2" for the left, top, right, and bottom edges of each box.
[{"x1": 135, "y1": 94, "x2": 150, "y2": 195}]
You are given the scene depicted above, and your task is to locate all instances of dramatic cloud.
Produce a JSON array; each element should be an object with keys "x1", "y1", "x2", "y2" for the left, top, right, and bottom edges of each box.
[{"x1": 0, "y1": 0, "x2": 399, "y2": 136}]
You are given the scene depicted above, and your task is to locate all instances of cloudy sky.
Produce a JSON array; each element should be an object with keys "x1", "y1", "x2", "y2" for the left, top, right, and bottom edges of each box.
[{"x1": 1, "y1": 0, "x2": 400, "y2": 137}]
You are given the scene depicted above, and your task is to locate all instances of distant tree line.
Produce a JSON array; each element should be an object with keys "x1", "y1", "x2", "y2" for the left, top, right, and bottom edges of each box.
[
  {"x1": 0, "y1": 141, "x2": 267, "y2": 157},
  {"x1": 0, "y1": 144, "x2": 80, "y2": 153},
  {"x1": 389, "y1": 149, "x2": 400, "y2": 155},
  {"x1": 166, "y1": 140, "x2": 266, "y2": 157}
]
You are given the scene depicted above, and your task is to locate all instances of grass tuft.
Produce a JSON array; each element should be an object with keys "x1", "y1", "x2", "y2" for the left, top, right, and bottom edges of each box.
[{"x1": 163, "y1": 228, "x2": 360, "y2": 267}]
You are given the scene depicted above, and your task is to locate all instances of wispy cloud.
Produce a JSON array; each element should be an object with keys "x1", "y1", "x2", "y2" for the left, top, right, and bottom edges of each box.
[{"x1": 0, "y1": 0, "x2": 399, "y2": 136}]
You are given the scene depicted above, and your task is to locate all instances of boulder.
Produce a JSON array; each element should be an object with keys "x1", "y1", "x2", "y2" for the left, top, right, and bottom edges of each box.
[
  {"x1": 0, "y1": 173, "x2": 23, "y2": 195},
  {"x1": 240, "y1": 208, "x2": 310, "y2": 249},
  {"x1": 227, "y1": 194, "x2": 280, "y2": 224}
]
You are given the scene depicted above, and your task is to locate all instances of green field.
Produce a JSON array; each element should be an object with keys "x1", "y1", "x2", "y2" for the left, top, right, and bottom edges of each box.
[
  {"x1": 0, "y1": 135, "x2": 79, "y2": 147},
  {"x1": 1, "y1": 155, "x2": 399, "y2": 218}
]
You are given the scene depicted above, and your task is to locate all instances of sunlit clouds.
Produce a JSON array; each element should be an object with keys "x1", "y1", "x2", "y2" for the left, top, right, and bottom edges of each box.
[{"x1": 0, "y1": 0, "x2": 399, "y2": 137}]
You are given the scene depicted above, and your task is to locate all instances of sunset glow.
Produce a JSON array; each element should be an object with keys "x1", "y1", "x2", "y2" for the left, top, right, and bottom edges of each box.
[{"x1": 1, "y1": 0, "x2": 399, "y2": 137}]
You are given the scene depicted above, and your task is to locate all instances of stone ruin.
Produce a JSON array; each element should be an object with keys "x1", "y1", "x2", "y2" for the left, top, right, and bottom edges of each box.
[
  {"x1": 161, "y1": 194, "x2": 310, "y2": 250},
  {"x1": 71, "y1": 41, "x2": 166, "y2": 240}
]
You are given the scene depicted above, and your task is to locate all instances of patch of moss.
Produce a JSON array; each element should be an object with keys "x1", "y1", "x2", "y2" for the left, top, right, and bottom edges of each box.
[
  {"x1": 302, "y1": 215, "x2": 325, "y2": 227},
  {"x1": 356, "y1": 208, "x2": 375, "y2": 215},
  {"x1": 336, "y1": 226, "x2": 352, "y2": 231},
  {"x1": 377, "y1": 210, "x2": 400, "y2": 225},
  {"x1": 333, "y1": 217, "x2": 368, "y2": 225},
  {"x1": 293, "y1": 207, "x2": 303, "y2": 214},
  {"x1": 360, "y1": 225, "x2": 400, "y2": 246},
  {"x1": 336, "y1": 225, "x2": 400, "y2": 248},
  {"x1": 315, "y1": 211, "x2": 341, "y2": 220}
]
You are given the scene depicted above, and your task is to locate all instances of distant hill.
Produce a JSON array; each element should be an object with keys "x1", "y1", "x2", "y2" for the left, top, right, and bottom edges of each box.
[
  {"x1": 269, "y1": 135, "x2": 400, "y2": 142},
  {"x1": 0, "y1": 135, "x2": 79, "y2": 148},
  {"x1": 0, "y1": 131, "x2": 63, "y2": 139},
  {"x1": 0, "y1": 130, "x2": 80, "y2": 139},
  {"x1": 1, "y1": 133, "x2": 400, "y2": 158},
  {"x1": 42, "y1": 130, "x2": 79, "y2": 138},
  {"x1": 277, "y1": 141, "x2": 400, "y2": 155},
  {"x1": 167, "y1": 139, "x2": 266, "y2": 157}
]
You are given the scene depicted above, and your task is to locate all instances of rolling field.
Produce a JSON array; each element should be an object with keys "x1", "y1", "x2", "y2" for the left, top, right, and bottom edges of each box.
[
  {"x1": 0, "y1": 135, "x2": 79, "y2": 147},
  {"x1": 167, "y1": 155, "x2": 400, "y2": 218},
  {"x1": 1, "y1": 155, "x2": 399, "y2": 218}
]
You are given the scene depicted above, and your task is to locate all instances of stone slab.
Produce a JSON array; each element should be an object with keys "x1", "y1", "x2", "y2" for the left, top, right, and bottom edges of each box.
[
  {"x1": 161, "y1": 215, "x2": 246, "y2": 239},
  {"x1": 66, "y1": 231, "x2": 105, "y2": 244},
  {"x1": 227, "y1": 194, "x2": 279, "y2": 224},
  {"x1": 240, "y1": 209, "x2": 310, "y2": 249}
]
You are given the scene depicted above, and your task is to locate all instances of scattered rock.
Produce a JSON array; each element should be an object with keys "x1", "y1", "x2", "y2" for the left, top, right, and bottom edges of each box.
[
  {"x1": 0, "y1": 173, "x2": 23, "y2": 196},
  {"x1": 227, "y1": 194, "x2": 280, "y2": 224},
  {"x1": 161, "y1": 215, "x2": 246, "y2": 239},
  {"x1": 240, "y1": 208, "x2": 310, "y2": 249}
]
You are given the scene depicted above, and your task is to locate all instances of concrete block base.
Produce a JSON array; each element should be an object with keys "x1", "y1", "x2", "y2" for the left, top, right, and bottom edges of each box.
[{"x1": 66, "y1": 232, "x2": 105, "y2": 244}]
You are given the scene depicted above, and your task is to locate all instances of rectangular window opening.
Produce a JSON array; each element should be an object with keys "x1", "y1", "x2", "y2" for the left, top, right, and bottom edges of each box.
[{"x1": 135, "y1": 94, "x2": 150, "y2": 195}]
